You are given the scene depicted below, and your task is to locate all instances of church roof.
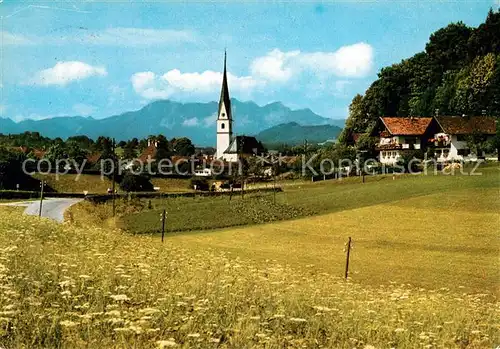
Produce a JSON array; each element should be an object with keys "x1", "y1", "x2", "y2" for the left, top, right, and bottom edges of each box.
[
  {"x1": 218, "y1": 51, "x2": 232, "y2": 120},
  {"x1": 224, "y1": 136, "x2": 265, "y2": 155}
]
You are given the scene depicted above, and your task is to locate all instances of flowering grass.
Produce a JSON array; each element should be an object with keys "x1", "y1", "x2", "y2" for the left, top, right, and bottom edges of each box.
[{"x1": 0, "y1": 209, "x2": 498, "y2": 348}]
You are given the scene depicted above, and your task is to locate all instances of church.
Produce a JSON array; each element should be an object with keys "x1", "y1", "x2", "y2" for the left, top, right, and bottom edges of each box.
[{"x1": 215, "y1": 52, "x2": 265, "y2": 162}]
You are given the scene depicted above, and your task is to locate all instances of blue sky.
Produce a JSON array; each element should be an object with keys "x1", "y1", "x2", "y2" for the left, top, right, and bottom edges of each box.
[{"x1": 0, "y1": 1, "x2": 497, "y2": 122}]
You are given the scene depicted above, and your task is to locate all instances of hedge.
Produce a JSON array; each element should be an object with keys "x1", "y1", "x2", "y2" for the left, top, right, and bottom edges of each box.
[{"x1": 84, "y1": 187, "x2": 282, "y2": 204}]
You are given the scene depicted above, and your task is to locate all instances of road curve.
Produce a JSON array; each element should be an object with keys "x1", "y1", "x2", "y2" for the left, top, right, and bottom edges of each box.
[{"x1": 6, "y1": 198, "x2": 83, "y2": 223}]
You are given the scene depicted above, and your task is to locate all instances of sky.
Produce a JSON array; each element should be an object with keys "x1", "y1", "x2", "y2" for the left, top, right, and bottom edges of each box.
[{"x1": 0, "y1": 0, "x2": 498, "y2": 123}]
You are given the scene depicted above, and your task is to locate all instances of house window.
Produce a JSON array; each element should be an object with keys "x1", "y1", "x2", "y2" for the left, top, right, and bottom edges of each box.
[
  {"x1": 457, "y1": 135, "x2": 466, "y2": 141},
  {"x1": 222, "y1": 113, "x2": 226, "y2": 118},
  {"x1": 221, "y1": 123, "x2": 225, "y2": 129},
  {"x1": 457, "y1": 149, "x2": 470, "y2": 156}
]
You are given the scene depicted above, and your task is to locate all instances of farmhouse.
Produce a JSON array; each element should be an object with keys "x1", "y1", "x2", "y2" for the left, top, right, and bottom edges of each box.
[
  {"x1": 372, "y1": 115, "x2": 498, "y2": 164},
  {"x1": 371, "y1": 117, "x2": 436, "y2": 164},
  {"x1": 433, "y1": 116, "x2": 497, "y2": 161}
]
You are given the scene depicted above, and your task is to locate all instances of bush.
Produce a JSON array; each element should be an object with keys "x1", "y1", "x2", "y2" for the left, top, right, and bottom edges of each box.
[
  {"x1": 119, "y1": 173, "x2": 154, "y2": 192},
  {"x1": 189, "y1": 178, "x2": 209, "y2": 191}
]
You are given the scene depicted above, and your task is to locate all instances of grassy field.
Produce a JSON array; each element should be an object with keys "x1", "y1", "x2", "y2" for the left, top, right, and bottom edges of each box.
[
  {"x1": 149, "y1": 178, "x2": 193, "y2": 193},
  {"x1": 83, "y1": 165, "x2": 500, "y2": 235},
  {"x1": 32, "y1": 173, "x2": 113, "y2": 193},
  {"x1": 30, "y1": 174, "x2": 193, "y2": 194},
  {"x1": 0, "y1": 209, "x2": 497, "y2": 348},
  {"x1": 66, "y1": 166, "x2": 500, "y2": 293}
]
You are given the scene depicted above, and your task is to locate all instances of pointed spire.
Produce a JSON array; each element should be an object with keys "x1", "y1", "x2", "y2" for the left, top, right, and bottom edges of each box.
[{"x1": 218, "y1": 50, "x2": 232, "y2": 120}]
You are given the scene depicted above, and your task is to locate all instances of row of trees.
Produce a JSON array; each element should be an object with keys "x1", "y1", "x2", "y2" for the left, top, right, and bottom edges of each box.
[{"x1": 0, "y1": 132, "x2": 202, "y2": 166}]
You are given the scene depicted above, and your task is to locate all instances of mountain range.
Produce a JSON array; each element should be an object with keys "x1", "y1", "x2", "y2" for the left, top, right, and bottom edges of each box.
[
  {"x1": 0, "y1": 99, "x2": 345, "y2": 146},
  {"x1": 256, "y1": 122, "x2": 342, "y2": 146}
]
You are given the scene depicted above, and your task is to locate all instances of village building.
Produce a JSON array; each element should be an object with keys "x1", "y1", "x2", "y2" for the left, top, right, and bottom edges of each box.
[
  {"x1": 215, "y1": 52, "x2": 264, "y2": 162},
  {"x1": 371, "y1": 117, "x2": 436, "y2": 165},
  {"x1": 372, "y1": 115, "x2": 498, "y2": 164},
  {"x1": 433, "y1": 116, "x2": 497, "y2": 161}
]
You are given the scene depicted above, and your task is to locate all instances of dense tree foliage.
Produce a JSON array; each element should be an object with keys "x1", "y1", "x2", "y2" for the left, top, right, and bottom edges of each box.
[
  {"x1": 119, "y1": 172, "x2": 154, "y2": 192},
  {"x1": 340, "y1": 9, "x2": 500, "y2": 142}
]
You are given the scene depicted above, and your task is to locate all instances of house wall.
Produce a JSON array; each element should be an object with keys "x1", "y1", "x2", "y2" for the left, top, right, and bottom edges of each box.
[
  {"x1": 435, "y1": 134, "x2": 495, "y2": 161},
  {"x1": 379, "y1": 150, "x2": 401, "y2": 164},
  {"x1": 449, "y1": 135, "x2": 468, "y2": 159},
  {"x1": 221, "y1": 153, "x2": 238, "y2": 162}
]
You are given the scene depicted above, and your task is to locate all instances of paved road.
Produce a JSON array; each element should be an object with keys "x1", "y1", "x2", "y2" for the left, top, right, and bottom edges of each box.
[{"x1": 1, "y1": 198, "x2": 83, "y2": 223}]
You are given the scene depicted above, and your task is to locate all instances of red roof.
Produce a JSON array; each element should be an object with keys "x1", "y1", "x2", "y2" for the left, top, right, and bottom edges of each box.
[
  {"x1": 138, "y1": 145, "x2": 157, "y2": 163},
  {"x1": 86, "y1": 152, "x2": 102, "y2": 164},
  {"x1": 436, "y1": 116, "x2": 497, "y2": 135},
  {"x1": 380, "y1": 117, "x2": 433, "y2": 136},
  {"x1": 32, "y1": 149, "x2": 46, "y2": 159}
]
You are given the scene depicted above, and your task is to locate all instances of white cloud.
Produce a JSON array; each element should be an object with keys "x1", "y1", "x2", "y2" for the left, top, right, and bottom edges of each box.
[
  {"x1": 182, "y1": 117, "x2": 199, "y2": 127},
  {"x1": 72, "y1": 103, "x2": 95, "y2": 116},
  {"x1": 27, "y1": 61, "x2": 107, "y2": 86},
  {"x1": 131, "y1": 69, "x2": 260, "y2": 100},
  {"x1": 250, "y1": 43, "x2": 374, "y2": 82},
  {"x1": 250, "y1": 49, "x2": 299, "y2": 82},
  {"x1": 0, "y1": 31, "x2": 33, "y2": 45},
  {"x1": 298, "y1": 43, "x2": 374, "y2": 77},
  {"x1": 0, "y1": 105, "x2": 6, "y2": 115}
]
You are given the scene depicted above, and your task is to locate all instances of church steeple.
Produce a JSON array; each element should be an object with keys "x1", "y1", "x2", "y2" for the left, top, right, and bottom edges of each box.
[
  {"x1": 218, "y1": 50, "x2": 232, "y2": 120},
  {"x1": 216, "y1": 51, "x2": 235, "y2": 161}
]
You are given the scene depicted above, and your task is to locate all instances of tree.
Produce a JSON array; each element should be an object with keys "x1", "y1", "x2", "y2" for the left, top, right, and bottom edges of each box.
[
  {"x1": 119, "y1": 172, "x2": 153, "y2": 192},
  {"x1": 355, "y1": 134, "x2": 379, "y2": 159},
  {"x1": 44, "y1": 144, "x2": 67, "y2": 164},
  {"x1": 452, "y1": 53, "x2": 497, "y2": 114},
  {"x1": 465, "y1": 131, "x2": 489, "y2": 157},
  {"x1": 154, "y1": 135, "x2": 171, "y2": 162},
  {"x1": 67, "y1": 135, "x2": 94, "y2": 150},
  {"x1": 122, "y1": 144, "x2": 137, "y2": 160},
  {"x1": 397, "y1": 150, "x2": 424, "y2": 173},
  {"x1": 426, "y1": 22, "x2": 472, "y2": 72},
  {"x1": 339, "y1": 94, "x2": 365, "y2": 144},
  {"x1": 66, "y1": 143, "x2": 88, "y2": 167},
  {"x1": 171, "y1": 137, "x2": 195, "y2": 156}
]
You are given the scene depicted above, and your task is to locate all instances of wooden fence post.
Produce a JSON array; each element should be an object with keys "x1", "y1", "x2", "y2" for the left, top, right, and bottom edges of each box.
[
  {"x1": 161, "y1": 209, "x2": 166, "y2": 243},
  {"x1": 38, "y1": 180, "x2": 45, "y2": 218},
  {"x1": 344, "y1": 237, "x2": 352, "y2": 280}
]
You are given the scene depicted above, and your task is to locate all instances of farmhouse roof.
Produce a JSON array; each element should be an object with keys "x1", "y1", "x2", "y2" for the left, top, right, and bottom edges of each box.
[
  {"x1": 138, "y1": 145, "x2": 157, "y2": 163},
  {"x1": 86, "y1": 152, "x2": 102, "y2": 164},
  {"x1": 435, "y1": 116, "x2": 497, "y2": 135},
  {"x1": 379, "y1": 117, "x2": 434, "y2": 136},
  {"x1": 32, "y1": 149, "x2": 46, "y2": 159}
]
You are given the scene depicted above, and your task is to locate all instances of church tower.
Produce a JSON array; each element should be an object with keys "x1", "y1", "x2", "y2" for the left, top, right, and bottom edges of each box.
[{"x1": 216, "y1": 51, "x2": 234, "y2": 160}]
